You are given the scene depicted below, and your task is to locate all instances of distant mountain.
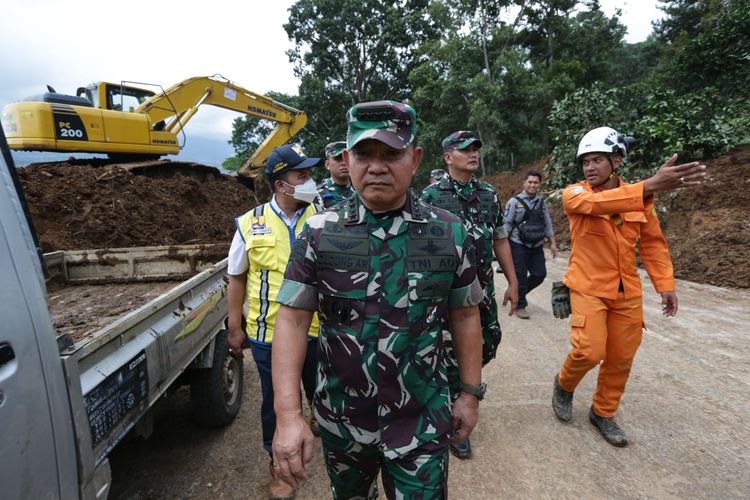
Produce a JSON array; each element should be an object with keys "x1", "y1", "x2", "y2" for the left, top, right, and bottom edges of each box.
[{"x1": 11, "y1": 135, "x2": 235, "y2": 172}]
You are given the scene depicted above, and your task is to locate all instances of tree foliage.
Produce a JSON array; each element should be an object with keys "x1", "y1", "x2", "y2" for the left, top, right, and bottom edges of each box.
[
  {"x1": 285, "y1": 0, "x2": 441, "y2": 104},
  {"x1": 224, "y1": 0, "x2": 749, "y2": 193},
  {"x1": 546, "y1": 0, "x2": 750, "y2": 188},
  {"x1": 411, "y1": 0, "x2": 628, "y2": 181},
  {"x1": 546, "y1": 83, "x2": 747, "y2": 188},
  {"x1": 670, "y1": 0, "x2": 750, "y2": 93},
  {"x1": 222, "y1": 92, "x2": 302, "y2": 172}
]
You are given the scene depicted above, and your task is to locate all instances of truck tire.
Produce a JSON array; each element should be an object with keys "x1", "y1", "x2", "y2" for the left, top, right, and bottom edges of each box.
[{"x1": 190, "y1": 329, "x2": 244, "y2": 427}]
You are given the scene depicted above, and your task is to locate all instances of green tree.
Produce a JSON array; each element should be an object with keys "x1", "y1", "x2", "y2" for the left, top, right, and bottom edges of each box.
[
  {"x1": 222, "y1": 92, "x2": 302, "y2": 172},
  {"x1": 546, "y1": 82, "x2": 746, "y2": 189},
  {"x1": 285, "y1": 0, "x2": 442, "y2": 103},
  {"x1": 280, "y1": 0, "x2": 448, "y2": 181},
  {"x1": 653, "y1": 0, "x2": 718, "y2": 42},
  {"x1": 410, "y1": 0, "x2": 628, "y2": 184},
  {"x1": 671, "y1": 0, "x2": 750, "y2": 94},
  {"x1": 409, "y1": 30, "x2": 480, "y2": 184}
]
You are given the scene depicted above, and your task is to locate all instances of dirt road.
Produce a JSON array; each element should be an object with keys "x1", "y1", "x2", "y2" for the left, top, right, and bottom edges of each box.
[{"x1": 109, "y1": 252, "x2": 750, "y2": 499}]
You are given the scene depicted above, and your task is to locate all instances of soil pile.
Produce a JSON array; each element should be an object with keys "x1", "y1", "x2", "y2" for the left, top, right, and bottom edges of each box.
[
  {"x1": 17, "y1": 147, "x2": 749, "y2": 288},
  {"x1": 483, "y1": 145, "x2": 750, "y2": 288},
  {"x1": 661, "y1": 145, "x2": 750, "y2": 288},
  {"x1": 18, "y1": 161, "x2": 259, "y2": 252}
]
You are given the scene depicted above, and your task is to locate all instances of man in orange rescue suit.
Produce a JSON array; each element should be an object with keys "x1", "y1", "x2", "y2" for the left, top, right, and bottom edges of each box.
[
  {"x1": 227, "y1": 143, "x2": 321, "y2": 499},
  {"x1": 551, "y1": 127, "x2": 705, "y2": 447}
]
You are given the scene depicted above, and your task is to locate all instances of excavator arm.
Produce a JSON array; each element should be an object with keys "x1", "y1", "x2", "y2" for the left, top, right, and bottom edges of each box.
[
  {"x1": 137, "y1": 75, "x2": 306, "y2": 177},
  {"x1": 2, "y1": 75, "x2": 305, "y2": 178}
]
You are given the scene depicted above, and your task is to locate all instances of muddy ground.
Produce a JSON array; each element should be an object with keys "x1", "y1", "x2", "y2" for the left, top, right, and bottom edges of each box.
[{"x1": 107, "y1": 254, "x2": 750, "y2": 499}]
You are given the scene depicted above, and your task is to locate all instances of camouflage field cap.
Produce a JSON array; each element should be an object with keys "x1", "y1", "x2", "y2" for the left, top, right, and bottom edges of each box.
[
  {"x1": 325, "y1": 141, "x2": 347, "y2": 159},
  {"x1": 264, "y1": 143, "x2": 320, "y2": 180},
  {"x1": 431, "y1": 169, "x2": 446, "y2": 178},
  {"x1": 442, "y1": 130, "x2": 483, "y2": 151},
  {"x1": 346, "y1": 101, "x2": 417, "y2": 150}
]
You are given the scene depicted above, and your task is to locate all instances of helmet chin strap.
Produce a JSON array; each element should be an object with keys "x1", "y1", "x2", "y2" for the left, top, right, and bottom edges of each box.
[{"x1": 607, "y1": 154, "x2": 618, "y2": 182}]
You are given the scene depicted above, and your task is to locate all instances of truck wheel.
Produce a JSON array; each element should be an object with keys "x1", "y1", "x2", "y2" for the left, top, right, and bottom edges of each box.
[{"x1": 190, "y1": 329, "x2": 244, "y2": 427}]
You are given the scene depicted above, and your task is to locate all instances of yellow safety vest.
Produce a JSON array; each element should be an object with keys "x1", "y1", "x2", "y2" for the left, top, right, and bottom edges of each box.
[{"x1": 236, "y1": 202, "x2": 319, "y2": 343}]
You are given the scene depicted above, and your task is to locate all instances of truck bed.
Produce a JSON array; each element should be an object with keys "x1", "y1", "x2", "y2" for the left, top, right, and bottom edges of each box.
[
  {"x1": 48, "y1": 243, "x2": 232, "y2": 482},
  {"x1": 48, "y1": 281, "x2": 182, "y2": 342},
  {"x1": 44, "y1": 243, "x2": 227, "y2": 342}
]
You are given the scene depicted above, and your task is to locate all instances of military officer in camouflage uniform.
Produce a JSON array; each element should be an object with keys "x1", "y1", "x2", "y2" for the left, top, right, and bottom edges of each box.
[
  {"x1": 317, "y1": 140, "x2": 356, "y2": 208},
  {"x1": 420, "y1": 130, "x2": 519, "y2": 459},
  {"x1": 271, "y1": 101, "x2": 485, "y2": 499}
]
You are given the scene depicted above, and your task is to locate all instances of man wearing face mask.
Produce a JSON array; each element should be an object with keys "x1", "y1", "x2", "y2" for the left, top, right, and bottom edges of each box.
[{"x1": 227, "y1": 143, "x2": 321, "y2": 499}]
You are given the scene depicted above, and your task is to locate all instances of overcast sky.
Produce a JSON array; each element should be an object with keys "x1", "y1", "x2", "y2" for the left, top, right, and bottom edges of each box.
[{"x1": 0, "y1": 0, "x2": 663, "y2": 143}]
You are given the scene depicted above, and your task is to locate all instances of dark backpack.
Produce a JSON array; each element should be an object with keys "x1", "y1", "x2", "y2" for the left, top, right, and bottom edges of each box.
[{"x1": 513, "y1": 197, "x2": 546, "y2": 244}]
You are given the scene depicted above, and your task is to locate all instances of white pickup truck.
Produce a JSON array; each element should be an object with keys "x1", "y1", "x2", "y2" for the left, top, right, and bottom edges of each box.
[{"x1": 0, "y1": 132, "x2": 243, "y2": 499}]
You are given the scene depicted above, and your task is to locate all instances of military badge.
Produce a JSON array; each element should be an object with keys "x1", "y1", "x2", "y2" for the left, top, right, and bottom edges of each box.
[{"x1": 429, "y1": 224, "x2": 445, "y2": 237}]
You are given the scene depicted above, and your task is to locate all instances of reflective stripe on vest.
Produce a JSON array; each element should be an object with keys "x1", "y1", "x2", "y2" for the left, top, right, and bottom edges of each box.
[{"x1": 237, "y1": 202, "x2": 319, "y2": 343}]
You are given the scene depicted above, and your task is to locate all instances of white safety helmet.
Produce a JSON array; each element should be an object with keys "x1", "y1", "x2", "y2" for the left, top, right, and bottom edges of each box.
[{"x1": 576, "y1": 127, "x2": 633, "y2": 159}]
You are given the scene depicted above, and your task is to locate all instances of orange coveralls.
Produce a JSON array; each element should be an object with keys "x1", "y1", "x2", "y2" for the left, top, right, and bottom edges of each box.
[{"x1": 558, "y1": 179, "x2": 674, "y2": 417}]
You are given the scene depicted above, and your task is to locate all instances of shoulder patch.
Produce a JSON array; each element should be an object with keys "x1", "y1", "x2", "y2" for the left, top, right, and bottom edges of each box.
[{"x1": 569, "y1": 186, "x2": 585, "y2": 195}]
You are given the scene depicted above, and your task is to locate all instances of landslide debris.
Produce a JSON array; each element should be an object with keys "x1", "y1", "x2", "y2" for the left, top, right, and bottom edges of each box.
[{"x1": 18, "y1": 161, "x2": 259, "y2": 252}]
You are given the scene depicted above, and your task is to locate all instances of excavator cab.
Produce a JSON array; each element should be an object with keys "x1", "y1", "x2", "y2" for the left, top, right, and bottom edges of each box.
[{"x1": 76, "y1": 83, "x2": 155, "y2": 113}]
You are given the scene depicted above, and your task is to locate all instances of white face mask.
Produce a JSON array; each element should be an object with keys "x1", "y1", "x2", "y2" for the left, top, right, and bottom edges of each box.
[{"x1": 283, "y1": 178, "x2": 318, "y2": 204}]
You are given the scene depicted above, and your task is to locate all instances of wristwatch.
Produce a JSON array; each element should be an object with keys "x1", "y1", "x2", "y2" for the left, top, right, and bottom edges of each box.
[{"x1": 461, "y1": 382, "x2": 487, "y2": 401}]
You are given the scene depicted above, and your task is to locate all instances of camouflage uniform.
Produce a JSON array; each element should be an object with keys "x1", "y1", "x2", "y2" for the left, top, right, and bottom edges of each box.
[
  {"x1": 421, "y1": 174, "x2": 507, "y2": 367},
  {"x1": 320, "y1": 427, "x2": 448, "y2": 499},
  {"x1": 317, "y1": 177, "x2": 355, "y2": 209},
  {"x1": 277, "y1": 190, "x2": 482, "y2": 498}
]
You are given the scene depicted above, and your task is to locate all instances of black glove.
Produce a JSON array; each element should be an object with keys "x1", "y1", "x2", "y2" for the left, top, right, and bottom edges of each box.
[{"x1": 551, "y1": 281, "x2": 571, "y2": 319}]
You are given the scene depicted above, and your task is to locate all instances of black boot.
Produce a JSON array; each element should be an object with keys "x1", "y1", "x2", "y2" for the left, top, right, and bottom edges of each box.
[
  {"x1": 552, "y1": 375, "x2": 574, "y2": 422},
  {"x1": 589, "y1": 407, "x2": 628, "y2": 447},
  {"x1": 449, "y1": 437, "x2": 471, "y2": 459}
]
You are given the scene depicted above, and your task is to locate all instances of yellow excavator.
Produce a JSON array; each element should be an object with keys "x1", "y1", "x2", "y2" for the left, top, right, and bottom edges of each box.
[{"x1": 0, "y1": 75, "x2": 306, "y2": 178}]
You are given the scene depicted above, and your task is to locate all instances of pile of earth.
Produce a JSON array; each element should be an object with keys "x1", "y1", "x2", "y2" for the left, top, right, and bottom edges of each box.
[
  {"x1": 17, "y1": 146, "x2": 749, "y2": 289},
  {"x1": 18, "y1": 160, "x2": 259, "y2": 252},
  {"x1": 483, "y1": 145, "x2": 750, "y2": 289}
]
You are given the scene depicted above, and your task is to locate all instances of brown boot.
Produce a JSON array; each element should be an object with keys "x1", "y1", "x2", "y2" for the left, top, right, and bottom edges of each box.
[{"x1": 268, "y1": 460, "x2": 296, "y2": 500}]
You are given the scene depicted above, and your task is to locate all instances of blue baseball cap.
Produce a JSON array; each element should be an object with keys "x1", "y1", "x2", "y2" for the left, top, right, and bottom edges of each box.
[{"x1": 265, "y1": 144, "x2": 320, "y2": 180}]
